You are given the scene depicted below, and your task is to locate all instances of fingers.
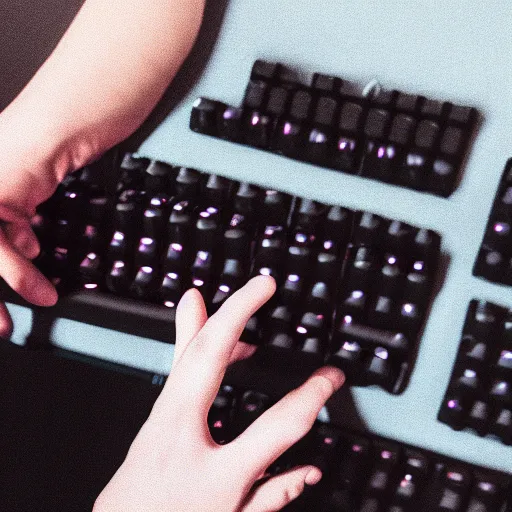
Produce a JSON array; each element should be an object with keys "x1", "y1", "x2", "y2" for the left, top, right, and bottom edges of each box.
[
  {"x1": 171, "y1": 276, "x2": 275, "y2": 410},
  {"x1": 172, "y1": 288, "x2": 208, "y2": 370},
  {"x1": 229, "y1": 341, "x2": 257, "y2": 365},
  {"x1": 241, "y1": 466, "x2": 322, "y2": 512},
  {"x1": 193, "y1": 275, "x2": 275, "y2": 365},
  {"x1": 4, "y1": 224, "x2": 40, "y2": 260},
  {"x1": 0, "y1": 302, "x2": 13, "y2": 339},
  {"x1": 0, "y1": 229, "x2": 57, "y2": 306},
  {"x1": 228, "y1": 367, "x2": 344, "y2": 475}
]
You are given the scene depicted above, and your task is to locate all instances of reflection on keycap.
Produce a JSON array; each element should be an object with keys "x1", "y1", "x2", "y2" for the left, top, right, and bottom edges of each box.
[{"x1": 190, "y1": 60, "x2": 478, "y2": 198}]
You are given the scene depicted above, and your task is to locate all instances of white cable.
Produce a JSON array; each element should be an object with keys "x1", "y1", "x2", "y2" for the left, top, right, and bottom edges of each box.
[{"x1": 362, "y1": 78, "x2": 382, "y2": 99}]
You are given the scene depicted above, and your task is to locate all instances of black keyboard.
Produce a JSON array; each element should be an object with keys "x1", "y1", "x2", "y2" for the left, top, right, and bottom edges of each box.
[
  {"x1": 210, "y1": 383, "x2": 512, "y2": 512},
  {"x1": 439, "y1": 300, "x2": 512, "y2": 444},
  {"x1": 473, "y1": 160, "x2": 512, "y2": 286},
  {"x1": 2, "y1": 150, "x2": 442, "y2": 394},
  {"x1": 190, "y1": 60, "x2": 478, "y2": 198}
]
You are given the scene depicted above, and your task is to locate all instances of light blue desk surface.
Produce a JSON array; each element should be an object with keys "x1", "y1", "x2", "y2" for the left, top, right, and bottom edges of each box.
[{"x1": 7, "y1": 0, "x2": 512, "y2": 473}]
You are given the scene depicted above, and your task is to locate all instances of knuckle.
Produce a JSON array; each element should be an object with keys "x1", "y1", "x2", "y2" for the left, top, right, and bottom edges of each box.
[
  {"x1": 284, "y1": 480, "x2": 304, "y2": 504},
  {"x1": 186, "y1": 332, "x2": 211, "y2": 358}
]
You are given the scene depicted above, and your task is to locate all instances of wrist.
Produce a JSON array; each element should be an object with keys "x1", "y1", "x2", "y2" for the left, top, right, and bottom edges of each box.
[
  {"x1": 0, "y1": 94, "x2": 77, "y2": 185},
  {"x1": 0, "y1": 102, "x2": 72, "y2": 214}
]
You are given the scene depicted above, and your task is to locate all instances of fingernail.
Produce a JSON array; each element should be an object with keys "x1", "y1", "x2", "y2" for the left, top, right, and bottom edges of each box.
[
  {"x1": 322, "y1": 366, "x2": 345, "y2": 391},
  {"x1": 177, "y1": 288, "x2": 195, "y2": 309},
  {"x1": 305, "y1": 468, "x2": 322, "y2": 486}
]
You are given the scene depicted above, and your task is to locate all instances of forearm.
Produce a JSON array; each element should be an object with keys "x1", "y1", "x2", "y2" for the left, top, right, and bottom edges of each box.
[{"x1": 1, "y1": 0, "x2": 205, "y2": 180}]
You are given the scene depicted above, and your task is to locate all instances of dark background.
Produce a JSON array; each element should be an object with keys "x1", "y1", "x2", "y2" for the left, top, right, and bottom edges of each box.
[{"x1": 0, "y1": 0, "x2": 84, "y2": 110}]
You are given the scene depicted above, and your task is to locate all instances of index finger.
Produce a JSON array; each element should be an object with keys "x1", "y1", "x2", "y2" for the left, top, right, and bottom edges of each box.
[{"x1": 160, "y1": 275, "x2": 275, "y2": 416}]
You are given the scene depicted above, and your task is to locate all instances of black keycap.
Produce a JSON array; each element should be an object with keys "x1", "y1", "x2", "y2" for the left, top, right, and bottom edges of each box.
[
  {"x1": 371, "y1": 89, "x2": 398, "y2": 109},
  {"x1": 144, "y1": 160, "x2": 174, "y2": 193},
  {"x1": 175, "y1": 167, "x2": 202, "y2": 197},
  {"x1": 241, "y1": 316, "x2": 261, "y2": 346},
  {"x1": 243, "y1": 79, "x2": 269, "y2": 110},
  {"x1": 395, "y1": 92, "x2": 423, "y2": 114},
  {"x1": 415, "y1": 120, "x2": 440, "y2": 150},
  {"x1": 250, "y1": 60, "x2": 281, "y2": 81},
  {"x1": 208, "y1": 385, "x2": 236, "y2": 444},
  {"x1": 130, "y1": 265, "x2": 160, "y2": 299},
  {"x1": 389, "y1": 114, "x2": 416, "y2": 146},
  {"x1": 448, "y1": 105, "x2": 477, "y2": 127},
  {"x1": 317, "y1": 205, "x2": 352, "y2": 255},
  {"x1": 312, "y1": 73, "x2": 342, "y2": 93},
  {"x1": 143, "y1": 197, "x2": 170, "y2": 239},
  {"x1": 87, "y1": 194, "x2": 110, "y2": 224},
  {"x1": 204, "y1": 174, "x2": 235, "y2": 207},
  {"x1": 217, "y1": 105, "x2": 243, "y2": 142},
  {"x1": 306, "y1": 96, "x2": 339, "y2": 165},
  {"x1": 354, "y1": 212, "x2": 385, "y2": 245},
  {"x1": 272, "y1": 90, "x2": 313, "y2": 157},
  {"x1": 168, "y1": 200, "x2": 195, "y2": 242},
  {"x1": 332, "y1": 102, "x2": 365, "y2": 172},
  {"x1": 260, "y1": 190, "x2": 292, "y2": 226},
  {"x1": 190, "y1": 97, "x2": 224, "y2": 135},
  {"x1": 106, "y1": 260, "x2": 132, "y2": 294},
  {"x1": 489, "y1": 409, "x2": 512, "y2": 444},
  {"x1": 467, "y1": 400, "x2": 489, "y2": 435},
  {"x1": 233, "y1": 182, "x2": 262, "y2": 218},
  {"x1": 135, "y1": 236, "x2": 159, "y2": 268},
  {"x1": 421, "y1": 99, "x2": 448, "y2": 119},
  {"x1": 159, "y1": 271, "x2": 183, "y2": 308},
  {"x1": 266, "y1": 86, "x2": 290, "y2": 117},
  {"x1": 252, "y1": 225, "x2": 287, "y2": 279},
  {"x1": 118, "y1": 153, "x2": 149, "y2": 190}
]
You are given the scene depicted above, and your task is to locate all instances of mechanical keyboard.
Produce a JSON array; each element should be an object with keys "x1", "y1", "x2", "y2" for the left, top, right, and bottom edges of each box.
[
  {"x1": 6, "y1": 150, "x2": 442, "y2": 394},
  {"x1": 2, "y1": 0, "x2": 512, "y2": 508},
  {"x1": 190, "y1": 60, "x2": 478, "y2": 198}
]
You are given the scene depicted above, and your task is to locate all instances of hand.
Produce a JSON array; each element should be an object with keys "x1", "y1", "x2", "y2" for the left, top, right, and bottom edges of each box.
[
  {"x1": 94, "y1": 276, "x2": 345, "y2": 512},
  {"x1": 0, "y1": 114, "x2": 63, "y2": 337},
  {"x1": 0, "y1": 0, "x2": 205, "y2": 338}
]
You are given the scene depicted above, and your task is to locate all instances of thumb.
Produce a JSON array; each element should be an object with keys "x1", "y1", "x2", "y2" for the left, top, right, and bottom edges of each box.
[{"x1": 241, "y1": 465, "x2": 321, "y2": 512}]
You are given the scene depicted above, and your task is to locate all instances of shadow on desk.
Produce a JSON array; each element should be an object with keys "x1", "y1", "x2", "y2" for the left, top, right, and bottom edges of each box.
[{"x1": 0, "y1": 341, "x2": 160, "y2": 512}]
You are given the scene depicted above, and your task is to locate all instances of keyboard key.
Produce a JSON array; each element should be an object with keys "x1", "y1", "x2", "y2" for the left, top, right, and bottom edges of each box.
[
  {"x1": 474, "y1": 159, "x2": 512, "y2": 286},
  {"x1": 190, "y1": 97, "x2": 224, "y2": 135},
  {"x1": 439, "y1": 299, "x2": 512, "y2": 443}
]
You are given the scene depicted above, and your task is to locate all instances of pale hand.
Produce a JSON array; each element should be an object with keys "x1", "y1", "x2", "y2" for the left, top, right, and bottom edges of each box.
[{"x1": 94, "y1": 276, "x2": 345, "y2": 512}]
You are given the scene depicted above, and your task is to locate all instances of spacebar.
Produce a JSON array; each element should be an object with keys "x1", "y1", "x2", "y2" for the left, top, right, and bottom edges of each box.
[
  {"x1": 1, "y1": 284, "x2": 176, "y2": 344},
  {"x1": 338, "y1": 320, "x2": 409, "y2": 352}
]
